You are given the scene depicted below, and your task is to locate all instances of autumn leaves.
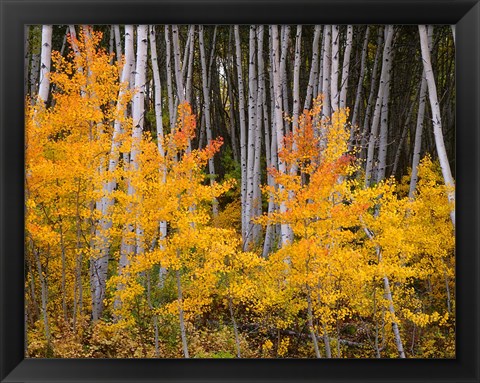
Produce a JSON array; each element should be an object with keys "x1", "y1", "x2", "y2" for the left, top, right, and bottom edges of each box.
[{"x1": 25, "y1": 27, "x2": 455, "y2": 359}]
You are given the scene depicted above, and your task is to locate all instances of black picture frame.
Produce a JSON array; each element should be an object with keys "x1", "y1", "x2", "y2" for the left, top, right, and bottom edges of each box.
[{"x1": 1, "y1": 0, "x2": 479, "y2": 382}]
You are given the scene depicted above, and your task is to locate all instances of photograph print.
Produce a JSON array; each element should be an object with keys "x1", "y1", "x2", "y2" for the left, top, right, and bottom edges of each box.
[{"x1": 25, "y1": 24, "x2": 455, "y2": 359}]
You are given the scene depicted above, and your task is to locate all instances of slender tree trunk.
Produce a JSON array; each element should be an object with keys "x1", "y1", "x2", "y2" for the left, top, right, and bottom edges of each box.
[
  {"x1": 306, "y1": 287, "x2": 321, "y2": 358},
  {"x1": 244, "y1": 25, "x2": 257, "y2": 249},
  {"x1": 199, "y1": 25, "x2": 219, "y2": 217},
  {"x1": 172, "y1": 25, "x2": 185, "y2": 103},
  {"x1": 365, "y1": 25, "x2": 394, "y2": 187},
  {"x1": 418, "y1": 25, "x2": 455, "y2": 226},
  {"x1": 252, "y1": 25, "x2": 265, "y2": 242},
  {"x1": 361, "y1": 27, "x2": 383, "y2": 161},
  {"x1": 59, "y1": 221, "x2": 68, "y2": 321},
  {"x1": 24, "y1": 26, "x2": 30, "y2": 96},
  {"x1": 323, "y1": 324, "x2": 332, "y2": 358},
  {"x1": 409, "y1": 76, "x2": 428, "y2": 197},
  {"x1": 165, "y1": 26, "x2": 175, "y2": 129},
  {"x1": 130, "y1": 24, "x2": 148, "y2": 249},
  {"x1": 270, "y1": 25, "x2": 291, "y2": 247},
  {"x1": 116, "y1": 25, "x2": 148, "y2": 313},
  {"x1": 100, "y1": 24, "x2": 134, "y2": 317},
  {"x1": 33, "y1": 245, "x2": 51, "y2": 348},
  {"x1": 149, "y1": 25, "x2": 168, "y2": 246},
  {"x1": 37, "y1": 25, "x2": 52, "y2": 105},
  {"x1": 383, "y1": 273, "x2": 406, "y2": 358},
  {"x1": 376, "y1": 30, "x2": 394, "y2": 183},
  {"x1": 321, "y1": 25, "x2": 332, "y2": 117},
  {"x1": 228, "y1": 296, "x2": 242, "y2": 358},
  {"x1": 363, "y1": 226, "x2": 406, "y2": 358},
  {"x1": 30, "y1": 51, "x2": 40, "y2": 100},
  {"x1": 304, "y1": 26, "x2": 321, "y2": 111},
  {"x1": 225, "y1": 48, "x2": 240, "y2": 162},
  {"x1": 280, "y1": 25, "x2": 291, "y2": 135},
  {"x1": 185, "y1": 26, "x2": 195, "y2": 104},
  {"x1": 292, "y1": 26, "x2": 302, "y2": 134},
  {"x1": 330, "y1": 25, "x2": 340, "y2": 112},
  {"x1": 349, "y1": 26, "x2": 370, "y2": 150},
  {"x1": 176, "y1": 268, "x2": 189, "y2": 358},
  {"x1": 234, "y1": 26, "x2": 248, "y2": 246},
  {"x1": 114, "y1": 25, "x2": 122, "y2": 62},
  {"x1": 339, "y1": 25, "x2": 353, "y2": 109},
  {"x1": 290, "y1": 25, "x2": 302, "y2": 179}
]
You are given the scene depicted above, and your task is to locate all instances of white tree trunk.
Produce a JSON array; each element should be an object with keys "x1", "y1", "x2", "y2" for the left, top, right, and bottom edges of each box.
[
  {"x1": 24, "y1": 26, "x2": 30, "y2": 96},
  {"x1": 330, "y1": 25, "x2": 340, "y2": 112},
  {"x1": 349, "y1": 26, "x2": 370, "y2": 150},
  {"x1": 270, "y1": 25, "x2": 291, "y2": 247},
  {"x1": 321, "y1": 25, "x2": 332, "y2": 117},
  {"x1": 130, "y1": 24, "x2": 148, "y2": 249},
  {"x1": 304, "y1": 25, "x2": 321, "y2": 111},
  {"x1": 409, "y1": 27, "x2": 434, "y2": 197},
  {"x1": 280, "y1": 25, "x2": 291, "y2": 135},
  {"x1": 185, "y1": 26, "x2": 195, "y2": 104},
  {"x1": 176, "y1": 269, "x2": 189, "y2": 358},
  {"x1": 339, "y1": 25, "x2": 353, "y2": 109},
  {"x1": 114, "y1": 25, "x2": 122, "y2": 63},
  {"x1": 29, "y1": 50, "x2": 40, "y2": 100},
  {"x1": 172, "y1": 25, "x2": 185, "y2": 103},
  {"x1": 37, "y1": 25, "x2": 52, "y2": 105},
  {"x1": 252, "y1": 25, "x2": 265, "y2": 242},
  {"x1": 234, "y1": 26, "x2": 248, "y2": 244},
  {"x1": 290, "y1": 25, "x2": 302, "y2": 178},
  {"x1": 199, "y1": 25, "x2": 219, "y2": 216},
  {"x1": 409, "y1": 82, "x2": 428, "y2": 197},
  {"x1": 149, "y1": 25, "x2": 168, "y2": 244},
  {"x1": 376, "y1": 30, "x2": 393, "y2": 183},
  {"x1": 362, "y1": 226, "x2": 406, "y2": 359},
  {"x1": 360, "y1": 27, "x2": 383, "y2": 160},
  {"x1": 116, "y1": 26, "x2": 148, "y2": 313},
  {"x1": 365, "y1": 25, "x2": 394, "y2": 187},
  {"x1": 419, "y1": 25, "x2": 455, "y2": 226},
  {"x1": 244, "y1": 25, "x2": 258, "y2": 249},
  {"x1": 164, "y1": 26, "x2": 175, "y2": 129}
]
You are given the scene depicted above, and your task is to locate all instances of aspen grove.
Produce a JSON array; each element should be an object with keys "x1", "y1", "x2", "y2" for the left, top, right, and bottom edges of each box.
[{"x1": 25, "y1": 25, "x2": 455, "y2": 358}]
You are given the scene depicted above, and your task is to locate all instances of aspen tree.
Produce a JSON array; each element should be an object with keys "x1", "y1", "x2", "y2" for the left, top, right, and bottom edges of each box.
[
  {"x1": 113, "y1": 25, "x2": 122, "y2": 62},
  {"x1": 292, "y1": 26, "x2": 302, "y2": 135},
  {"x1": 360, "y1": 27, "x2": 383, "y2": 160},
  {"x1": 117, "y1": 25, "x2": 148, "y2": 312},
  {"x1": 365, "y1": 25, "x2": 394, "y2": 187},
  {"x1": 304, "y1": 25, "x2": 321, "y2": 111},
  {"x1": 418, "y1": 25, "x2": 455, "y2": 226},
  {"x1": 252, "y1": 25, "x2": 265, "y2": 241},
  {"x1": 37, "y1": 25, "x2": 52, "y2": 105},
  {"x1": 280, "y1": 25, "x2": 291, "y2": 135},
  {"x1": 270, "y1": 25, "x2": 291, "y2": 246},
  {"x1": 330, "y1": 25, "x2": 340, "y2": 111},
  {"x1": 409, "y1": 26, "x2": 434, "y2": 197},
  {"x1": 321, "y1": 25, "x2": 332, "y2": 117},
  {"x1": 165, "y1": 26, "x2": 175, "y2": 129},
  {"x1": 199, "y1": 25, "x2": 219, "y2": 216},
  {"x1": 234, "y1": 25, "x2": 248, "y2": 243},
  {"x1": 244, "y1": 25, "x2": 257, "y2": 248},
  {"x1": 349, "y1": 26, "x2": 369, "y2": 150},
  {"x1": 339, "y1": 25, "x2": 353, "y2": 109},
  {"x1": 376, "y1": 28, "x2": 394, "y2": 183},
  {"x1": 149, "y1": 25, "x2": 167, "y2": 242},
  {"x1": 291, "y1": 25, "x2": 302, "y2": 179}
]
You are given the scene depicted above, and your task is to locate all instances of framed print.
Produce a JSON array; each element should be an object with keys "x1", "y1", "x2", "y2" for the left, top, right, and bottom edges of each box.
[{"x1": 1, "y1": 0, "x2": 479, "y2": 382}]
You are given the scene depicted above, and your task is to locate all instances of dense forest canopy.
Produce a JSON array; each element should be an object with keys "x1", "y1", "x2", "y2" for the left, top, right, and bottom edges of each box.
[{"x1": 25, "y1": 24, "x2": 455, "y2": 358}]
